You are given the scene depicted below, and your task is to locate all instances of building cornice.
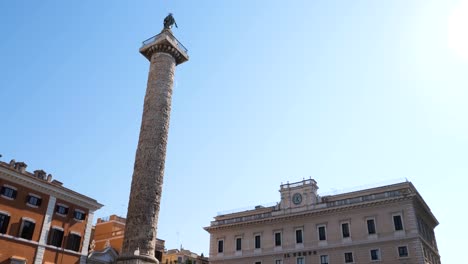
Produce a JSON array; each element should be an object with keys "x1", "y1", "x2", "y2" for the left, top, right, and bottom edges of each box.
[
  {"x1": 0, "y1": 166, "x2": 103, "y2": 211},
  {"x1": 205, "y1": 195, "x2": 414, "y2": 232}
]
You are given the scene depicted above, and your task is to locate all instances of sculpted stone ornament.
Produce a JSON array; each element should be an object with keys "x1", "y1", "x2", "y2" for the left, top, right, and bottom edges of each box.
[{"x1": 163, "y1": 13, "x2": 178, "y2": 29}]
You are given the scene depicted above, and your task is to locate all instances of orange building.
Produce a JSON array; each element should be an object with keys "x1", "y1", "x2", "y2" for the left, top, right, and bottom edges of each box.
[
  {"x1": 0, "y1": 159, "x2": 103, "y2": 264},
  {"x1": 89, "y1": 214, "x2": 165, "y2": 262},
  {"x1": 90, "y1": 215, "x2": 165, "y2": 261}
]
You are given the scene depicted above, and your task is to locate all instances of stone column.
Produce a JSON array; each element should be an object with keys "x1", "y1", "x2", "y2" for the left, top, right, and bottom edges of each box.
[
  {"x1": 34, "y1": 196, "x2": 56, "y2": 264},
  {"x1": 116, "y1": 29, "x2": 188, "y2": 264}
]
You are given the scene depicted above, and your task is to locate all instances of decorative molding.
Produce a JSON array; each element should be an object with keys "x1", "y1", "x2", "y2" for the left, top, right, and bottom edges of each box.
[{"x1": 0, "y1": 167, "x2": 102, "y2": 210}]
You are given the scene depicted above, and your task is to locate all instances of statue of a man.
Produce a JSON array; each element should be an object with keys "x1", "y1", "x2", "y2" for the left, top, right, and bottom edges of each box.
[{"x1": 164, "y1": 13, "x2": 178, "y2": 29}]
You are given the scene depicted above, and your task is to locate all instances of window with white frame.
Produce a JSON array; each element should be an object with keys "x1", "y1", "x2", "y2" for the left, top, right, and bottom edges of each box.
[
  {"x1": 296, "y1": 228, "x2": 303, "y2": 244},
  {"x1": 320, "y1": 255, "x2": 329, "y2": 264},
  {"x1": 217, "y1": 239, "x2": 224, "y2": 253},
  {"x1": 274, "y1": 231, "x2": 282, "y2": 247},
  {"x1": 398, "y1": 246, "x2": 408, "y2": 257},
  {"x1": 367, "y1": 218, "x2": 376, "y2": 234},
  {"x1": 73, "y1": 209, "x2": 86, "y2": 221},
  {"x1": 275, "y1": 260, "x2": 283, "y2": 264},
  {"x1": 393, "y1": 214, "x2": 404, "y2": 231},
  {"x1": 254, "y1": 234, "x2": 261, "y2": 249},
  {"x1": 370, "y1": 249, "x2": 380, "y2": 261},
  {"x1": 26, "y1": 194, "x2": 42, "y2": 207},
  {"x1": 1, "y1": 185, "x2": 17, "y2": 200},
  {"x1": 296, "y1": 257, "x2": 304, "y2": 264},
  {"x1": 66, "y1": 232, "x2": 82, "y2": 252},
  {"x1": 318, "y1": 225, "x2": 326, "y2": 241},
  {"x1": 0, "y1": 211, "x2": 10, "y2": 234},
  {"x1": 48, "y1": 227, "x2": 64, "y2": 247},
  {"x1": 235, "y1": 237, "x2": 242, "y2": 251},
  {"x1": 344, "y1": 252, "x2": 354, "y2": 263},
  {"x1": 19, "y1": 218, "x2": 35, "y2": 240},
  {"x1": 55, "y1": 204, "x2": 69, "y2": 216},
  {"x1": 341, "y1": 222, "x2": 350, "y2": 238}
]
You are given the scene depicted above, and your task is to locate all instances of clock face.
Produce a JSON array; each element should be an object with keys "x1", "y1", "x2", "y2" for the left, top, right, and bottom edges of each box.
[{"x1": 292, "y1": 193, "x2": 302, "y2": 205}]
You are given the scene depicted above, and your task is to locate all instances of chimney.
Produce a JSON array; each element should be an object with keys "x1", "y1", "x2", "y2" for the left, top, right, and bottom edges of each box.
[
  {"x1": 14, "y1": 162, "x2": 27, "y2": 173},
  {"x1": 9, "y1": 159, "x2": 16, "y2": 168},
  {"x1": 47, "y1": 174, "x2": 53, "y2": 182},
  {"x1": 34, "y1": 170, "x2": 47, "y2": 180}
]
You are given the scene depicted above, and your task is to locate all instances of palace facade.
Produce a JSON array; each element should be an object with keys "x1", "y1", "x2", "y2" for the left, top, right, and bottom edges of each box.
[{"x1": 205, "y1": 179, "x2": 440, "y2": 264}]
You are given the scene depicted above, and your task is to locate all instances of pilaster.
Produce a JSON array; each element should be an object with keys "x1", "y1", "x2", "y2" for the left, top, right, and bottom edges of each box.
[{"x1": 34, "y1": 195, "x2": 57, "y2": 264}]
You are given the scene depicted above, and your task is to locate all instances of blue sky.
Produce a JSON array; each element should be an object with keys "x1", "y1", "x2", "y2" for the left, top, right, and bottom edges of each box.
[{"x1": 1, "y1": 0, "x2": 467, "y2": 262}]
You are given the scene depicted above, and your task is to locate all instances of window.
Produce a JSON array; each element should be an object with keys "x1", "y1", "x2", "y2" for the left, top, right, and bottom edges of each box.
[
  {"x1": 370, "y1": 249, "x2": 380, "y2": 261},
  {"x1": 236, "y1": 237, "x2": 242, "y2": 251},
  {"x1": 275, "y1": 260, "x2": 283, "y2": 264},
  {"x1": 367, "y1": 219, "x2": 376, "y2": 234},
  {"x1": 217, "y1": 239, "x2": 224, "y2": 253},
  {"x1": 66, "y1": 233, "x2": 81, "y2": 252},
  {"x1": 255, "y1": 262, "x2": 261, "y2": 264},
  {"x1": 255, "y1": 234, "x2": 261, "y2": 249},
  {"x1": 296, "y1": 229, "x2": 303, "y2": 244},
  {"x1": 48, "y1": 228, "x2": 64, "y2": 247},
  {"x1": 1, "y1": 186, "x2": 17, "y2": 199},
  {"x1": 296, "y1": 257, "x2": 304, "y2": 264},
  {"x1": 26, "y1": 195, "x2": 42, "y2": 207},
  {"x1": 56, "y1": 204, "x2": 69, "y2": 215},
  {"x1": 320, "y1": 255, "x2": 329, "y2": 264},
  {"x1": 398, "y1": 246, "x2": 408, "y2": 257},
  {"x1": 0, "y1": 212, "x2": 10, "y2": 234},
  {"x1": 341, "y1": 223, "x2": 350, "y2": 238},
  {"x1": 275, "y1": 232, "x2": 282, "y2": 246},
  {"x1": 318, "y1": 226, "x2": 326, "y2": 241},
  {"x1": 19, "y1": 219, "x2": 35, "y2": 240},
  {"x1": 74, "y1": 210, "x2": 86, "y2": 220},
  {"x1": 344, "y1": 252, "x2": 354, "y2": 263},
  {"x1": 393, "y1": 215, "x2": 404, "y2": 231}
]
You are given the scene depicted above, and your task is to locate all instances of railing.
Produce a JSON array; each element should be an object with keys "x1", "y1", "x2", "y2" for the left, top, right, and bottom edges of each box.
[{"x1": 141, "y1": 31, "x2": 188, "y2": 54}]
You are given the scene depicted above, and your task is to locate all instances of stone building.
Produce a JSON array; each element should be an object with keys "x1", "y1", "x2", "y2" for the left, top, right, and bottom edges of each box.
[
  {"x1": 0, "y1": 158, "x2": 102, "y2": 264},
  {"x1": 88, "y1": 214, "x2": 165, "y2": 263},
  {"x1": 204, "y1": 179, "x2": 440, "y2": 264}
]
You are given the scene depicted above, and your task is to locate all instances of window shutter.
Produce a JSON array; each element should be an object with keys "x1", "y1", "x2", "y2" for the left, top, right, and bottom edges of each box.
[
  {"x1": 37, "y1": 198, "x2": 42, "y2": 207},
  {"x1": 12, "y1": 189, "x2": 17, "y2": 199},
  {"x1": 0, "y1": 187, "x2": 4, "y2": 195}
]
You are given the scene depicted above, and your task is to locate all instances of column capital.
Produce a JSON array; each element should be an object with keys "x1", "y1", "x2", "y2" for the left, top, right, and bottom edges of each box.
[{"x1": 139, "y1": 29, "x2": 189, "y2": 65}]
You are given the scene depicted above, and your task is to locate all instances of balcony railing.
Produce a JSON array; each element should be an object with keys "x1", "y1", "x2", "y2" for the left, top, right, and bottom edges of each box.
[{"x1": 141, "y1": 31, "x2": 188, "y2": 54}]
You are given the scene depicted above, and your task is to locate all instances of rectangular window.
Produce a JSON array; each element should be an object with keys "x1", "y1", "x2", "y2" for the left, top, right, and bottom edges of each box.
[
  {"x1": 1, "y1": 186, "x2": 17, "y2": 199},
  {"x1": 0, "y1": 213, "x2": 10, "y2": 234},
  {"x1": 19, "y1": 219, "x2": 35, "y2": 240},
  {"x1": 275, "y1": 232, "x2": 282, "y2": 246},
  {"x1": 344, "y1": 252, "x2": 354, "y2": 263},
  {"x1": 236, "y1": 237, "x2": 241, "y2": 251},
  {"x1": 26, "y1": 195, "x2": 42, "y2": 207},
  {"x1": 393, "y1": 215, "x2": 404, "y2": 231},
  {"x1": 341, "y1": 223, "x2": 350, "y2": 238},
  {"x1": 74, "y1": 210, "x2": 86, "y2": 220},
  {"x1": 66, "y1": 233, "x2": 81, "y2": 252},
  {"x1": 48, "y1": 228, "x2": 64, "y2": 247},
  {"x1": 398, "y1": 246, "x2": 408, "y2": 257},
  {"x1": 318, "y1": 226, "x2": 326, "y2": 241},
  {"x1": 56, "y1": 205, "x2": 69, "y2": 215},
  {"x1": 217, "y1": 240, "x2": 224, "y2": 253},
  {"x1": 296, "y1": 229, "x2": 303, "y2": 244},
  {"x1": 296, "y1": 257, "x2": 304, "y2": 264},
  {"x1": 255, "y1": 235, "x2": 261, "y2": 249},
  {"x1": 320, "y1": 255, "x2": 329, "y2": 264},
  {"x1": 367, "y1": 219, "x2": 376, "y2": 234},
  {"x1": 255, "y1": 262, "x2": 261, "y2": 264},
  {"x1": 370, "y1": 249, "x2": 380, "y2": 260},
  {"x1": 275, "y1": 260, "x2": 283, "y2": 264}
]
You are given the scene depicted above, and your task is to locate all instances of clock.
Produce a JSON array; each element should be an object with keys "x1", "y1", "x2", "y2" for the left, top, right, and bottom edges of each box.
[{"x1": 292, "y1": 193, "x2": 302, "y2": 205}]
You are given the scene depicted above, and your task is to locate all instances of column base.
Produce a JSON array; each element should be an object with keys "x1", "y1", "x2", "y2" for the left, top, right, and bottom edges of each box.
[{"x1": 115, "y1": 255, "x2": 159, "y2": 264}]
